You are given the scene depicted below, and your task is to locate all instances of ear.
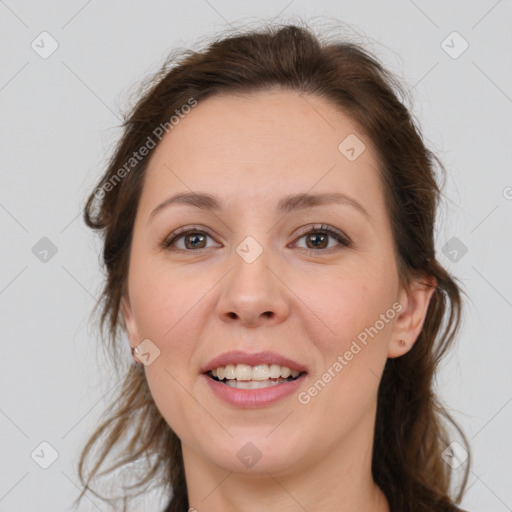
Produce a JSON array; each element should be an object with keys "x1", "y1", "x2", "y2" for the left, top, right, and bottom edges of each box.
[
  {"x1": 388, "y1": 275, "x2": 437, "y2": 358},
  {"x1": 120, "y1": 295, "x2": 141, "y2": 364}
]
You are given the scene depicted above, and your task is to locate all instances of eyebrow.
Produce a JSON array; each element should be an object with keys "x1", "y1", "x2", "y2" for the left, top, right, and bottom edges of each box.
[{"x1": 148, "y1": 191, "x2": 370, "y2": 223}]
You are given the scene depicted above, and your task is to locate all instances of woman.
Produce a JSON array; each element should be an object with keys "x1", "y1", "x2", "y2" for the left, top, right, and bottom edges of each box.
[{"x1": 75, "y1": 23, "x2": 471, "y2": 512}]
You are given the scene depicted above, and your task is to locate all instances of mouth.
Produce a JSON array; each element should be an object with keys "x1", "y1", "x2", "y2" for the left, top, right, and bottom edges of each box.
[
  {"x1": 206, "y1": 363, "x2": 305, "y2": 389},
  {"x1": 200, "y1": 351, "x2": 308, "y2": 407}
]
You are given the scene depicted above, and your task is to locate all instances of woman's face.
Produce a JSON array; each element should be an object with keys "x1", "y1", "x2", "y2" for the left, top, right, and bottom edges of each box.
[{"x1": 122, "y1": 90, "x2": 434, "y2": 478}]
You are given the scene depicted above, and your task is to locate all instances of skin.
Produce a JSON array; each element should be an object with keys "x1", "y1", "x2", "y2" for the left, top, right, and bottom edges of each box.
[{"x1": 121, "y1": 89, "x2": 436, "y2": 512}]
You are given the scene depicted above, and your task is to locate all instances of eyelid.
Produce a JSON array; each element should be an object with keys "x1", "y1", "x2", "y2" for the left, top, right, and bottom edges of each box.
[
  {"x1": 161, "y1": 224, "x2": 351, "y2": 252},
  {"x1": 293, "y1": 224, "x2": 351, "y2": 246},
  {"x1": 289, "y1": 225, "x2": 352, "y2": 253},
  {"x1": 161, "y1": 225, "x2": 216, "y2": 250}
]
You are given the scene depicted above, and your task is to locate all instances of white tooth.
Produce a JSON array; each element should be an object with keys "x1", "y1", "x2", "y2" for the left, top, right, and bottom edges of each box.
[
  {"x1": 252, "y1": 364, "x2": 270, "y2": 381},
  {"x1": 211, "y1": 368, "x2": 218, "y2": 377},
  {"x1": 235, "y1": 364, "x2": 252, "y2": 381},
  {"x1": 225, "y1": 379, "x2": 283, "y2": 389},
  {"x1": 269, "y1": 364, "x2": 282, "y2": 378},
  {"x1": 290, "y1": 370, "x2": 300, "y2": 378},
  {"x1": 217, "y1": 367, "x2": 225, "y2": 380},
  {"x1": 224, "y1": 364, "x2": 236, "y2": 380},
  {"x1": 280, "y1": 366, "x2": 291, "y2": 378}
]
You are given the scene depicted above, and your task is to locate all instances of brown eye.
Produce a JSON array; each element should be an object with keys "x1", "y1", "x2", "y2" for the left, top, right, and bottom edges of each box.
[
  {"x1": 162, "y1": 224, "x2": 351, "y2": 254},
  {"x1": 293, "y1": 225, "x2": 351, "y2": 252},
  {"x1": 162, "y1": 228, "x2": 217, "y2": 252},
  {"x1": 182, "y1": 232, "x2": 208, "y2": 250},
  {"x1": 305, "y1": 232, "x2": 329, "y2": 249}
]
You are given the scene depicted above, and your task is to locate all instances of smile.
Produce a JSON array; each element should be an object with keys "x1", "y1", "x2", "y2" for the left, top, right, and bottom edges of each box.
[
  {"x1": 201, "y1": 350, "x2": 308, "y2": 407},
  {"x1": 208, "y1": 363, "x2": 302, "y2": 389}
]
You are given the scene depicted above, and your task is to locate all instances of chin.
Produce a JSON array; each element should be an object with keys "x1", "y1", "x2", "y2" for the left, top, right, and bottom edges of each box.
[{"x1": 205, "y1": 429, "x2": 308, "y2": 475}]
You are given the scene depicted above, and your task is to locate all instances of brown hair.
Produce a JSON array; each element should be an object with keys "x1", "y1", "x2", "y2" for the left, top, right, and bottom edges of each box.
[{"x1": 75, "y1": 22, "x2": 471, "y2": 512}]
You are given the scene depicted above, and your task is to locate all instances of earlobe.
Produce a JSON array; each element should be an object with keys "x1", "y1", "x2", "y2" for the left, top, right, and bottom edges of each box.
[{"x1": 388, "y1": 275, "x2": 437, "y2": 359}]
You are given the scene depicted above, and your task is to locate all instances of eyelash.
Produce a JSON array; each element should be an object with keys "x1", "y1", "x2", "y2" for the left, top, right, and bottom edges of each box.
[{"x1": 161, "y1": 224, "x2": 352, "y2": 254}]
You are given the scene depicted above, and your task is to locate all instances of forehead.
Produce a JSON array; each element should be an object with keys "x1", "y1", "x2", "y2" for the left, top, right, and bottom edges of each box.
[
  {"x1": 140, "y1": 90, "x2": 385, "y2": 217},
  {"x1": 152, "y1": 89, "x2": 369, "y2": 162}
]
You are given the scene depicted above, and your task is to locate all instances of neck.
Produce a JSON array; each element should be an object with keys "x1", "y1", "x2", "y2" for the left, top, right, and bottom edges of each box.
[
  {"x1": 182, "y1": 409, "x2": 390, "y2": 512},
  {"x1": 186, "y1": 469, "x2": 389, "y2": 512}
]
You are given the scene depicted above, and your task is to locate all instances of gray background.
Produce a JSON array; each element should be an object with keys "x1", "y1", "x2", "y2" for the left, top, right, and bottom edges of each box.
[{"x1": 1, "y1": 1, "x2": 511, "y2": 511}]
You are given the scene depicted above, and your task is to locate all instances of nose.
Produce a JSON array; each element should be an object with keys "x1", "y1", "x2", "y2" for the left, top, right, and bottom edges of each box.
[{"x1": 215, "y1": 245, "x2": 290, "y2": 328}]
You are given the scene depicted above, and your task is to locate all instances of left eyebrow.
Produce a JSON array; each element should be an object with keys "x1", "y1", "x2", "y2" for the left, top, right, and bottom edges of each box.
[
  {"x1": 276, "y1": 192, "x2": 369, "y2": 219},
  {"x1": 147, "y1": 191, "x2": 370, "y2": 224}
]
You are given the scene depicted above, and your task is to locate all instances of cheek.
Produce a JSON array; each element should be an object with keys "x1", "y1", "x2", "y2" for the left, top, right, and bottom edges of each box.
[
  {"x1": 127, "y1": 256, "x2": 204, "y2": 414},
  {"x1": 131, "y1": 265, "x2": 207, "y2": 440},
  {"x1": 304, "y1": 266, "x2": 397, "y2": 354},
  {"x1": 129, "y1": 251, "x2": 201, "y2": 339},
  {"x1": 299, "y1": 278, "x2": 397, "y2": 423}
]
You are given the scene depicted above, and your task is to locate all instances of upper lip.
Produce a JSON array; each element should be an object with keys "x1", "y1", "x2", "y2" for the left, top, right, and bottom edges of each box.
[{"x1": 201, "y1": 350, "x2": 307, "y2": 374}]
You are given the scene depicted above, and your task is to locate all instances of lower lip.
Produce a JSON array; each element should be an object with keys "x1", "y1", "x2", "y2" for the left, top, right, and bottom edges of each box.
[{"x1": 201, "y1": 373, "x2": 306, "y2": 408}]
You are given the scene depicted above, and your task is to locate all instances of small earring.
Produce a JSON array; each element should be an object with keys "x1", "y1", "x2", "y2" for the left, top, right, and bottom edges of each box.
[
  {"x1": 399, "y1": 339, "x2": 406, "y2": 347},
  {"x1": 131, "y1": 346, "x2": 142, "y2": 365}
]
